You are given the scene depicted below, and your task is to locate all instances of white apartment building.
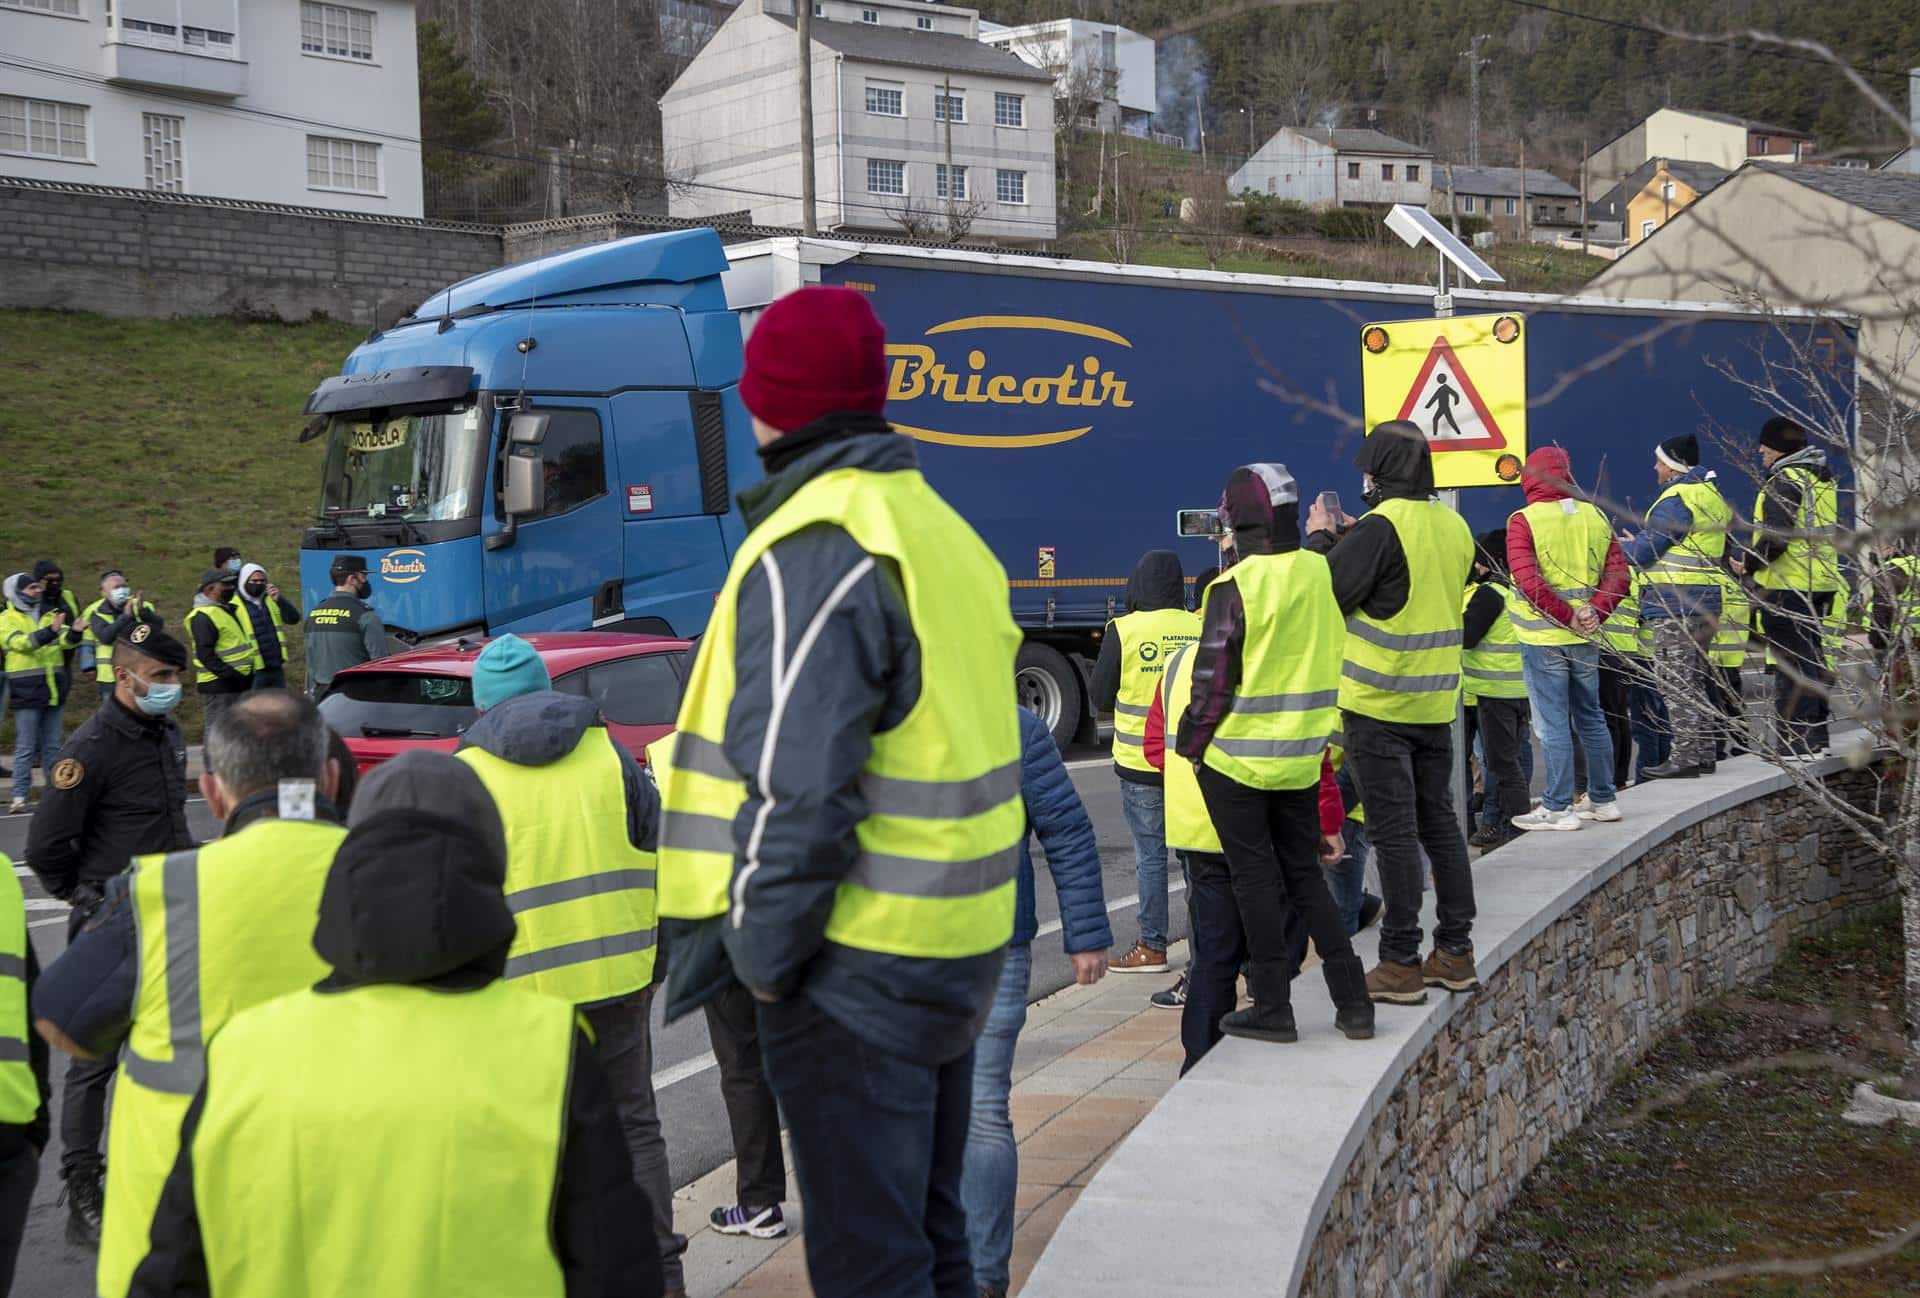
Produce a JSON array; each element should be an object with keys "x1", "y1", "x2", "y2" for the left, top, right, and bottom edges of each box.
[
  {"x1": 1582, "y1": 107, "x2": 1811, "y2": 204},
  {"x1": 1229, "y1": 127, "x2": 1433, "y2": 210},
  {"x1": 662, "y1": 0, "x2": 1057, "y2": 242},
  {"x1": 1, "y1": 0, "x2": 423, "y2": 216},
  {"x1": 978, "y1": 18, "x2": 1153, "y2": 137}
]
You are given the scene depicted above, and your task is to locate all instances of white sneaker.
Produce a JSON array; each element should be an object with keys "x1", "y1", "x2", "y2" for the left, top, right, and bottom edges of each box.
[
  {"x1": 6, "y1": 798, "x2": 24, "y2": 816},
  {"x1": 1570, "y1": 795, "x2": 1594, "y2": 817},
  {"x1": 1579, "y1": 799, "x2": 1623, "y2": 823},
  {"x1": 1512, "y1": 805, "x2": 1582, "y2": 832}
]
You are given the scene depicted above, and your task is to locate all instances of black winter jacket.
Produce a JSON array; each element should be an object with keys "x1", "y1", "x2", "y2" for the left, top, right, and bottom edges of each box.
[
  {"x1": 25, "y1": 697, "x2": 192, "y2": 900},
  {"x1": 1091, "y1": 550, "x2": 1187, "y2": 785}
]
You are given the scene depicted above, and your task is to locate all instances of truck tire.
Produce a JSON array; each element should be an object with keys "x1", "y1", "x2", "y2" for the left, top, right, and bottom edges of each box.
[{"x1": 1016, "y1": 643, "x2": 1081, "y2": 749}]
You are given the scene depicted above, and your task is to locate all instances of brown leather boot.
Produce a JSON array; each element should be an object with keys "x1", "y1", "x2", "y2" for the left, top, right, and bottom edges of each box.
[
  {"x1": 1110, "y1": 940, "x2": 1169, "y2": 974},
  {"x1": 1366, "y1": 960, "x2": 1429, "y2": 1005},
  {"x1": 1421, "y1": 947, "x2": 1481, "y2": 993}
]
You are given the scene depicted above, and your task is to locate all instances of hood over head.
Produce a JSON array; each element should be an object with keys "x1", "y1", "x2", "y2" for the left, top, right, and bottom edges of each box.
[
  {"x1": 460, "y1": 689, "x2": 602, "y2": 767},
  {"x1": 1474, "y1": 529, "x2": 1509, "y2": 577},
  {"x1": 1521, "y1": 446, "x2": 1577, "y2": 505},
  {"x1": 1125, "y1": 550, "x2": 1186, "y2": 613},
  {"x1": 237, "y1": 562, "x2": 268, "y2": 605},
  {"x1": 1355, "y1": 422, "x2": 1435, "y2": 500},
  {"x1": 3, "y1": 575, "x2": 31, "y2": 616},
  {"x1": 1218, "y1": 463, "x2": 1301, "y2": 556},
  {"x1": 314, "y1": 749, "x2": 513, "y2": 989}
]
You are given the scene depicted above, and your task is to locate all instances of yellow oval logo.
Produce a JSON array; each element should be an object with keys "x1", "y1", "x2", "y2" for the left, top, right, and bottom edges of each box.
[
  {"x1": 380, "y1": 548, "x2": 428, "y2": 584},
  {"x1": 885, "y1": 316, "x2": 1134, "y2": 449}
]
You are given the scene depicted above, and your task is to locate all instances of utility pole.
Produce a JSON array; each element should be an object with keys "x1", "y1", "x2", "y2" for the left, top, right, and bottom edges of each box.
[
  {"x1": 1580, "y1": 135, "x2": 1590, "y2": 257},
  {"x1": 1519, "y1": 138, "x2": 1530, "y2": 244},
  {"x1": 797, "y1": 0, "x2": 817, "y2": 234},
  {"x1": 1461, "y1": 34, "x2": 1490, "y2": 167}
]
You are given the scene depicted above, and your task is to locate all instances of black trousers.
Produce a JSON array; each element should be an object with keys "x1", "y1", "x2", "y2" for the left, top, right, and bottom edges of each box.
[
  {"x1": 703, "y1": 980, "x2": 788, "y2": 1209},
  {"x1": 1195, "y1": 766, "x2": 1355, "y2": 996},
  {"x1": 1708, "y1": 662, "x2": 1745, "y2": 756},
  {"x1": 1178, "y1": 851, "x2": 1303, "y2": 1073},
  {"x1": 1342, "y1": 712, "x2": 1477, "y2": 966},
  {"x1": 0, "y1": 1137, "x2": 38, "y2": 1297},
  {"x1": 1475, "y1": 697, "x2": 1532, "y2": 832},
  {"x1": 1598, "y1": 655, "x2": 1635, "y2": 789},
  {"x1": 1760, "y1": 588, "x2": 1834, "y2": 752},
  {"x1": 59, "y1": 900, "x2": 114, "y2": 1176}
]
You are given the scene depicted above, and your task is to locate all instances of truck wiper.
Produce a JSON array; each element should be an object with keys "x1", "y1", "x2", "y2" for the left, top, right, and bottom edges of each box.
[{"x1": 358, "y1": 725, "x2": 445, "y2": 739}]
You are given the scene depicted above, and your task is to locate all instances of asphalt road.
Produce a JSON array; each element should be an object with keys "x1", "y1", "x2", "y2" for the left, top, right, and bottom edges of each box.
[{"x1": 1, "y1": 746, "x2": 1176, "y2": 1296}]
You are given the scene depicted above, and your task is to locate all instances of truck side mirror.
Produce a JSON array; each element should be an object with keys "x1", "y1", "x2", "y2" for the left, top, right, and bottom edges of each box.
[
  {"x1": 502, "y1": 450, "x2": 545, "y2": 518},
  {"x1": 508, "y1": 412, "x2": 550, "y2": 446}
]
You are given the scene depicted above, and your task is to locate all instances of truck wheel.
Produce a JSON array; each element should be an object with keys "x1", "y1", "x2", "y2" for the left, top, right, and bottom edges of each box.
[{"x1": 1016, "y1": 644, "x2": 1081, "y2": 749}]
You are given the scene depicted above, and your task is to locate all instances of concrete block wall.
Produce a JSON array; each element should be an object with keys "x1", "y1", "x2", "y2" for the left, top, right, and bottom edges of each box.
[{"x1": 0, "y1": 180, "x2": 502, "y2": 327}]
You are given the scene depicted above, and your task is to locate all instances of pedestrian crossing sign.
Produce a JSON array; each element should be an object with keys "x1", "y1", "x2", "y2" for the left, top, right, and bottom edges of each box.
[{"x1": 1360, "y1": 312, "x2": 1528, "y2": 489}]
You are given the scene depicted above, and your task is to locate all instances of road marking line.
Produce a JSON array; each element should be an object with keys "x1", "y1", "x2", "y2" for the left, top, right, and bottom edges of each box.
[
  {"x1": 25, "y1": 899, "x2": 66, "y2": 912},
  {"x1": 1032, "y1": 881, "x2": 1185, "y2": 940},
  {"x1": 1065, "y1": 757, "x2": 1109, "y2": 769},
  {"x1": 30, "y1": 918, "x2": 64, "y2": 929}
]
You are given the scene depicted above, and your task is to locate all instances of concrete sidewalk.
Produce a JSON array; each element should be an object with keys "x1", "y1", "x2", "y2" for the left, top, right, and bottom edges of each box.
[{"x1": 677, "y1": 943, "x2": 1194, "y2": 1297}]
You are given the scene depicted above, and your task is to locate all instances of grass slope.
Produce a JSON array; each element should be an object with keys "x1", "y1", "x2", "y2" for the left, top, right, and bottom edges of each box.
[{"x1": 1, "y1": 310, "x2": 360, "y2": 743}]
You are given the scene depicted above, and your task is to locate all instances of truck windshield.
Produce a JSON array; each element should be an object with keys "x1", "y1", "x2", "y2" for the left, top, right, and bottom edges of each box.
[{"x1": 317, "y1": 406, "x2": 487, "y2": 523}]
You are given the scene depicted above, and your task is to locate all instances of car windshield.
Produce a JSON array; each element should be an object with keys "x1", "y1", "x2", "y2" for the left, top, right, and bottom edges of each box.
[
  {"x1": 317, "y1": 406, "x2": 487, "y2": 523},
  {"x1": 317, "y1": 672, "x2": 476, "y2": 739}
]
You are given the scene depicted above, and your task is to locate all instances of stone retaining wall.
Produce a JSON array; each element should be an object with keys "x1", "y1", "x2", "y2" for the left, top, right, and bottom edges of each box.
[{"x1": 1302, "y1": 769, "x2": 1890, "y2": 1298}]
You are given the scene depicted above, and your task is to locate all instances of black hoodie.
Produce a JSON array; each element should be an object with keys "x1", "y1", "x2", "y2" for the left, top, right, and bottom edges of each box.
[
  {"x1": 1307, "y1": 421, "x2": 1435, "y2": 621},
  {"x1": 1091, "y1": 549, "x2": 1188, "y2": 784},
  {"x1": 132, "y1": 752, "x2": 664, "y2": 1298}
]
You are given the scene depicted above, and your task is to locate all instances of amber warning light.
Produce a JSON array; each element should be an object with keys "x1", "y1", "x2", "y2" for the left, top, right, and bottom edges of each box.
[
  {"x1": 1362, "y1": 326, "x2": 1390, "y2": 355},
  {"x1": 1495, "y1": 454, "x2": 1523, "y2": 482},
  {"x1": 1493, "y1": 315, "x2": 1522, "y2": 344}
]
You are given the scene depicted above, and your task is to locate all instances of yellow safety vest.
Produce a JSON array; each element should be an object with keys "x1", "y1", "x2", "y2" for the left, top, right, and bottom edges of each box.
[
  {"x1": 1505, "y1": 498, "x2": 1613, "y2": 647},
  {"x1": 1887, "y1": 556, "x2": 1920, "y2": 641},
  {"x1": 1339, "y1": 497, "x2": 1476, "y2": 725},
  {"x1": 460, "y1": 730, "x2": 658, "y2": 1006},
  {"x1": 1203, "y1": 552, "x2": 1342, "y2": 790},
  {"x1": 245, "y1": 598, "x2": 295, "y2": 673},
  {"x1": 82, "y1": 598, "x2": 158, "y2": 684},
  {"x1": 1461, "y1": 580, "x2": 1528, "y2": 701},
  {"x1": 1753, "y1": 465, "x2": 1843, "y2": 593},
  {"x1": 1601, "y1": 574, "x2": 1648, "y2": 657},
  {"x1": 183, "y1": 601, "x2": 254, "y2": 686},
  {"x1": 1159, "y1": 644, "x2": 1220, "y2": 853},
  {"x1": 98, "y1": 818, "x2": 346, "y2": 1298},
  {"x1": 655, "y1": 464, "x2": 1023, "y2": 961},
  {"x1": 1642, "y1": 478, "x2": 1731, "y2": 586},
  {"x1": 0, "y1": 605, "x2": 72, "y2": 708},
  {"x1": 190, "y1": 980, "x2": 572, "y2": 1298},
  {"x1": 1109, "y1": 608, "x2": 1201, "y2": 774},
  {"x1": 0, "y1": 856, "x2": 36, "y2": 1126},
  {"x1": 1712, "y1": 576, "x2": 1753, "y2": 669}
]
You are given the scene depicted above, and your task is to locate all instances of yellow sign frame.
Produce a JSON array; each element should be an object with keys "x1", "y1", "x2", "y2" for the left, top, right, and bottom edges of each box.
[{"x1": 1360, "y1": 312, "x2": 1527, "y2": 489}]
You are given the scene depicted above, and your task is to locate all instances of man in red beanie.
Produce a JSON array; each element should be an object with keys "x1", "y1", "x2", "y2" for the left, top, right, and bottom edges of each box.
[{"x1": 654, "y1": 286, "x2": 1024, "y2": 1298}]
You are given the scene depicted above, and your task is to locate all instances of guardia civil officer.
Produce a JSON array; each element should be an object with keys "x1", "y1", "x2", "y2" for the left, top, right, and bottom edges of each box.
[
  {"x1": 32, "y1": 691, "x2": 347, "y2": 1298},
  {"x1": 24, "y1": 620, "x2": 192, "y2": 1247},
  {"x1": 303, "y1": 555, "x2": 388, "y2": 697},
  {"x1": 455, "y1": 634, "x2": 686, "y2": 1293}
]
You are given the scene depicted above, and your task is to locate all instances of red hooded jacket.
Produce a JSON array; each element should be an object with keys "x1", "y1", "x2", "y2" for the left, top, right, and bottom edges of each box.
[{"x1": 1504, "y1": 446, "x2": 1630, "y2": 629}]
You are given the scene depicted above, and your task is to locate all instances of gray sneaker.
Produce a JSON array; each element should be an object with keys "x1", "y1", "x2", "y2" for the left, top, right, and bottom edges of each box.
[{"x1": 1150, "y1": 973, "x2": 1187, "y2": 1010}]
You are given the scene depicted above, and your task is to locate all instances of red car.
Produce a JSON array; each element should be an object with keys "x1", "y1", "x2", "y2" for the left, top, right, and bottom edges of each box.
[{"x1": 318, "y1": 632, "x2": 692, "y2": 774}]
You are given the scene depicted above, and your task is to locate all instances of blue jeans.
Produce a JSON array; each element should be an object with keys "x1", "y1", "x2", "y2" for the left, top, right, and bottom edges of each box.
[
  {"x1": 761, "y1": 994, "x2": 975, "y2": 1298},
  {"x1": 1521, "y1": 643, "x2": 1616, "y2": 812},
  {"x1": 1118, "y1": 780, "x2": 1170, "y2": 950},
  {"x1": 11, "y1": 703, "x2": 62, "y2": 801},
  {"x1": 962, "y1": 942, "x2": 1031, "y2": 1293}
]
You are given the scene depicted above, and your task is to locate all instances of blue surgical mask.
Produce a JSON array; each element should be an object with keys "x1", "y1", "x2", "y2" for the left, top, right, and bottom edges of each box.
[
  {"x1": 133, "y1": 679, "x2": 183, "y2": 716},
  {"x1": 108, "y1": 587, "x2": 131, "y2": 607},
  {"x1": 227, "y1": 557, "x2": 242, "y2": 573}
]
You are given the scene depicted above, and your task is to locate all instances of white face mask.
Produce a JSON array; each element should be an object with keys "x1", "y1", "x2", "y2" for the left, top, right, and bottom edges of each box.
[{"x1": 108, "y1": 586, "x2": 131, "y2": 607}]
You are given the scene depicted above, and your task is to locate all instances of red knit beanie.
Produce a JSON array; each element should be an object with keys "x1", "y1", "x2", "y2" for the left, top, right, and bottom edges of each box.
[{"x1": 740, "y1": 286, "x2": 889, "y2": 433}]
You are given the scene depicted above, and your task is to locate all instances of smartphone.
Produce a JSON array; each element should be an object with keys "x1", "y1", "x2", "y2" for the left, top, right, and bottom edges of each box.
[
  {"x1": 1318, "y1": 491, "x2": 1342, "y2": 516},
  {"x1": 1175, "y1": 508, "x2": 1225, "y2": 538}
]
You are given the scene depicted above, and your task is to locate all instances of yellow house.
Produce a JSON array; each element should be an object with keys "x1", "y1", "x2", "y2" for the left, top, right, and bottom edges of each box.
[{"x1": 1627, "y1": 158, "x2": 1730, "y2": 245}]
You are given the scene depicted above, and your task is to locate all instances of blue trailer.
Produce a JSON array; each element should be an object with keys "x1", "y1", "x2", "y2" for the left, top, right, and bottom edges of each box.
[{"x1": 299, "y1": 229, "x2": 1852, "y2": 744}]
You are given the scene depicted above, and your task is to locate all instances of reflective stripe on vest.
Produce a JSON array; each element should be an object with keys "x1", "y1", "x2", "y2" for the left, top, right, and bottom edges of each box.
[
  {"x1": 0, "y1": 856, "x2": 35, "y2": 1124},
  {"x1": 0, "y1": 606, "x2": 68, "y2": 707},
  {"x1": 183, "y1": 603, "x2": 253, "y2": 685},
  {"x1": 1109, "y1": 607, "x2": 1200, "y2": 772},
  {"x1": 1643, "y1": 479, "x2": 1731, "y2": 586},
  {"x1": 1753, "y1": 465, "x2": 1843, "y2": 593},
  {"x1": 460, "y1": 731, "x2": 658, "y2": 1005},
  {"x1": 1505, "y1": 498, "x2": 1613, "y2": 647},
  {"x1": 1204, "y1": 550, "x2": 1343, "y2": 790},
  {"x1": 1712, "y1": 577, "x2": 1753, "y2": 668},
  {"x1": 192, "y1": 981, "x2": 570, "y2": 1298},
  {"x1": 1160, "y1": 646, "x2": 1220, "y2": 853},
  {"x1": 656, "y1": 464, "x2": 1023, "y2": 962},
  {"x1": 1888, "y1": 556, "x2": 1920, "y2": 640},
  {"x1": 99, "y1": 819, "x2": 344, "y2": 1298},
  {"x1": 1601, "y1": 575, "x2": 1647, "y2": 656},
  {"x1": 1461, "y1": 581, "x2": 1528, "y2": 701},
  {"x1": 1338, "y1": 497, "x2": 1476, "y2": 724}
]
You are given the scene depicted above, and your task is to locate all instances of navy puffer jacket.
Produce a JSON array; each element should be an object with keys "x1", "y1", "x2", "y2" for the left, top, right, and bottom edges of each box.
[{"x1": 1014, "y1": 708, "x2": 1112, "y2": 953}]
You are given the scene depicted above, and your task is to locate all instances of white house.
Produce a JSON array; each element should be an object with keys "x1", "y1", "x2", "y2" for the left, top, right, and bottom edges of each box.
[
  {"x1": 978, "y1": 18, "x2": 1153, "y2": 137},
  {"x1": 1582, "y1": 106, "x2": 1811, "y2": 204},
  {"x1": 662, "y1": 0, "x2": 1057, "y2": 242},
  {"x1": 1, "y1": 0, "x2": 422, "y2": 216},
  {"x1": 1229, "y1": 127, "x2": 1432, "y2": 210}
]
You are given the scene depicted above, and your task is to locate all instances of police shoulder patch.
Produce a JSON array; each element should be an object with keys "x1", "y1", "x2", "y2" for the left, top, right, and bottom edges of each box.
[{"x1": 51, "y1": 758, "x2": 84, "y2": 790}]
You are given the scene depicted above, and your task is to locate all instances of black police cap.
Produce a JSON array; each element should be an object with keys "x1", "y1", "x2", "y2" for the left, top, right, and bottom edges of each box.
[{"x1": 120, "y1": 620, "x2": 190, "y2": 671}]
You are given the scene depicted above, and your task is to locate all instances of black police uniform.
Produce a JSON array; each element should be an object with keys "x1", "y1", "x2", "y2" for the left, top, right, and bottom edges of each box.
[{"x1": 23, "y1": 672, "x2": 191, "y2": 1199}]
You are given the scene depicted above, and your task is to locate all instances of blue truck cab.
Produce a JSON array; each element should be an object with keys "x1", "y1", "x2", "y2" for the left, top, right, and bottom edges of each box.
[{"x1": 299, "y1": 228, "x2": 762, "y2": 645}]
